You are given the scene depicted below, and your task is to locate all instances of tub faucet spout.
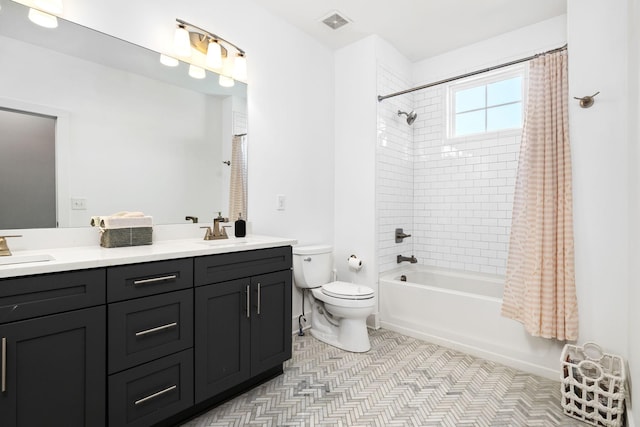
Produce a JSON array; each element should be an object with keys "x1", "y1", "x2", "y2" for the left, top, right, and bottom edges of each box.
[{"x1": 397, "y1": 254, "x2": 418, "y2": 264}]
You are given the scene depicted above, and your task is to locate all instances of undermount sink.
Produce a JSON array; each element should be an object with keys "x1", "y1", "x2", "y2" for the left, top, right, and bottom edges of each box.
[{"x1": 0, "y1": 253, "x2": 55, "y2": 266}]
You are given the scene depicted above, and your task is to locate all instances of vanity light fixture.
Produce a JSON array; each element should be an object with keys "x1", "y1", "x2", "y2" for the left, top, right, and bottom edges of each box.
[
  {"x1": 173, "y1": 23, "x2": 192, "y2": 57},
  {"x1": 233, "y1": 53, "x2": 247, "y2": 82},
  {"x1": 188, "y1": 64, "x2": 206, "y2": 79},
  {"x1": 219, "y1": 75, "x2": 235, "y2": 87},
  {"x1": 23, "y1": 0, "x2": 63, "y2": 28},
  {"x1": 165, "y1": 18, "x2": 247, "y2": 85},
  {"x1": 28, "y1": 7, "x2": 57, "y2": 27},
  {"x1": 159, "y1": 54, "x2": 179, "y2": 67},
  {"x1": 205, "y1": 40, "x2": 223, "y2": 69}
]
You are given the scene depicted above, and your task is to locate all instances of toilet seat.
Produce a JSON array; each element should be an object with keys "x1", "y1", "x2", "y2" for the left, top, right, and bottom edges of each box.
[{"x1": 321, "y1": 281, "x2": 374, "y2": 300}]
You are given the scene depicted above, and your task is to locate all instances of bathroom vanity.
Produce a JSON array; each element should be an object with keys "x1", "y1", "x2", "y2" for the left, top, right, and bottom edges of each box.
[{"x1": 0, "y1": 237, "x2": 294, "y2": 427}]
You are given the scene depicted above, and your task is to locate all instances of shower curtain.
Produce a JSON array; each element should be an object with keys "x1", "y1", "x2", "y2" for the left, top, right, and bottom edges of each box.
[
  {"x1": 501, "y1": 49, "x2": 578, "y2": 341},
  {"x1": 228, "y1": 134, "x2": 247, "y2": 221}
]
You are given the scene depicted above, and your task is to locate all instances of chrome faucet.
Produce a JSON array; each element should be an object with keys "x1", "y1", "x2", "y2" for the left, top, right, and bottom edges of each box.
[{"x1": 397, "y1": 254, "x2": 418, "y2": 264}]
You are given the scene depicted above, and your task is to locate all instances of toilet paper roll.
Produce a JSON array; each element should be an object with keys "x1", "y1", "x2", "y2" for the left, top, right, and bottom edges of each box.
[{"x1": 348, "y1": 255, "x2": 363, "y2": 271}]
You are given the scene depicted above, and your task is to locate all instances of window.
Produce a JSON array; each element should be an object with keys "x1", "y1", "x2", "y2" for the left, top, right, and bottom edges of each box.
[{"x1": 449, "y1": 67, "x2": 525, "y2": 137}]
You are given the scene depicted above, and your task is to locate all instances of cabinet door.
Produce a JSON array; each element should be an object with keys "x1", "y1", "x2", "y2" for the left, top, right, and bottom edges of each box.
[
  {"x1": 194, "y1": 279, "x2": 250, "y2": 403},
  {"x1": 0, "y1": 307, "x2": 106, "y2": 427},
  {"x1": 250, "y1": 270, "x2": 292, "y2": 375}
]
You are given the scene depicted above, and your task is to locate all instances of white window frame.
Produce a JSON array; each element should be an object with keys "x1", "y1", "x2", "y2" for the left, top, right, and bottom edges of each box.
[{"x1": 446, "y1": 64, "x2": 527, "y2": 139}]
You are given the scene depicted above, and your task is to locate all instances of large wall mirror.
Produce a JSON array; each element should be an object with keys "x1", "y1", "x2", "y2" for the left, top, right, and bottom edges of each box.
[{"x1": 0, "y1": 0, "x2": 248, "y2": 229}]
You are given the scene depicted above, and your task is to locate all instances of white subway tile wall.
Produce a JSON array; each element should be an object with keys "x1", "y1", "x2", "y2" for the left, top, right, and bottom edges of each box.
[
  {"x1": 376, "y1": 65, "x2": 520, "y2": 276},
  {"x1": 376, "y1": 64, "x2": 415, "y2": 273}
]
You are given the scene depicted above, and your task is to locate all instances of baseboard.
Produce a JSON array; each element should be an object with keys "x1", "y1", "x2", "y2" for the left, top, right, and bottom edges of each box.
[{"x1": 380, "y1": 321, "x2": 559, "y2": 381}]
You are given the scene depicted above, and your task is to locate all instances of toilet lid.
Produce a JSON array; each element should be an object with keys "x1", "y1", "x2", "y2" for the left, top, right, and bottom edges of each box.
[{"x1": 321, "y1": 281, "x2": 374, "y2": 300}]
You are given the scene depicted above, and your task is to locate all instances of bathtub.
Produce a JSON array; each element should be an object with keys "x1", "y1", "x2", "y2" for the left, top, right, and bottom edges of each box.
[{"x1": 378, "y1": 265, "x2": 565, "y2": 380}]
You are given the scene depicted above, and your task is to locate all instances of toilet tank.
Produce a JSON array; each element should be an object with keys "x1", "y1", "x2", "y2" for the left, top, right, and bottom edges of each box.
[{"x1": 292, "y1": 244, "x2": 333, "y2": 289}]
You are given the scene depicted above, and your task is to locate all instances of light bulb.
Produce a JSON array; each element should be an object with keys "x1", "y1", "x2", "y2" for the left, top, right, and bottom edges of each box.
[
  {"x1": 28, "y1": 8, "x2": 58, "y2": 28},
  {"x1": 206, "y1": 41, "x2": 222, "y2": 69},
  {"x1": 232, "y1": 54, "x2": 247, "y2": 81},
  {"x1": 159, "y1": 54, "x2": 179, "y2": 67},
  {"x1": 188, "y1": 64, "x2": 206, "y2": 79},
  {"x1": 173, "y1": 25, "x2": 192, "y2": 57},
  {"x1": 219, "y1": 75, "x2": 235, "y2": 88}
]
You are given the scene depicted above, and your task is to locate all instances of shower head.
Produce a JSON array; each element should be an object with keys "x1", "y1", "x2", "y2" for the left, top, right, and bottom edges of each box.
[{"x1": 398, "y1": 110, "x2": 417, "y2": 125}]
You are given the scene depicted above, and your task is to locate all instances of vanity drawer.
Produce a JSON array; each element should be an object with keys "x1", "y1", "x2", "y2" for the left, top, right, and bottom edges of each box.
[
  {"x1": 108, "y1": 349, "x2": 194, "y2": 427},
  {"x1": 194, "y1": 246, "x2": 292, "y2": 286},
  {"x1": 0, "y1": 269, "x2": 106, "y2": 324},
  {"x1": 108, "y1": 289, "x2": 193, "y2": 374},
  {"x1": 107, "y1": 258, "x2": 193, "y2": 302}
]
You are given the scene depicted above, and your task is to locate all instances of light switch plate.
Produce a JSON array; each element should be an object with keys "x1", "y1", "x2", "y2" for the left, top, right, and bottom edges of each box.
[{"x1": 276, "y1": 194, "x2": 286, "y2": 211}]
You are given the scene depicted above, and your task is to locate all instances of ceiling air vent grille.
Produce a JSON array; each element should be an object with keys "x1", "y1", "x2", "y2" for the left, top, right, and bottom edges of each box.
[{"x1": 321, "y1": 12, "x2": 350, "y2": 30}]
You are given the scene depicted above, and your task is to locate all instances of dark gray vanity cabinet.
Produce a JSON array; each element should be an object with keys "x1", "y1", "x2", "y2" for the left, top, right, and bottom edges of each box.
[
  {"x1": 194, "y1": 247, "x2": 292, "y2": 403},
  {"x1": 0, "y1": 245, "x2": 293, "y2": 427},
  {"x1": 0, "y1": 270, "x2": 107, "y2": 427},
  {"x1": 106, "y1": 259, "x2": 194, "y2": 427}
]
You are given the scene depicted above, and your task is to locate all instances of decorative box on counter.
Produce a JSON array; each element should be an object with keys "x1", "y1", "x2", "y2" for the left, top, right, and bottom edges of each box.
[
  {"x1": 99, "y1": 227, "x2": 152, "y2": 248},
  {"x1": 91, "y1": 212, "x2": 153, "y2": 248}
]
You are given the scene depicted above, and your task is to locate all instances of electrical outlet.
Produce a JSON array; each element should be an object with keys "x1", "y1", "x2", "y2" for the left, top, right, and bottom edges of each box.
[
  {"x1": 276, "y1": 194, "x2": 286, "y2": 211},
  {"x1": 71, "y1": 197, "x2": 87, "y2": 210}
]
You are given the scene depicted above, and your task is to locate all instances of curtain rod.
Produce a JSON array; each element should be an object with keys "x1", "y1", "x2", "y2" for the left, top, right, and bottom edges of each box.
[{"x1": 377, "y1": 44, "x2": 568, "y2": 102}]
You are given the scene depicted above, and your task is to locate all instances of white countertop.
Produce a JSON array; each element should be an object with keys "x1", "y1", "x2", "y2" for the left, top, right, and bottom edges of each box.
[{"x1": 0, "y1": 235, "x2": 297, "y2": 279}]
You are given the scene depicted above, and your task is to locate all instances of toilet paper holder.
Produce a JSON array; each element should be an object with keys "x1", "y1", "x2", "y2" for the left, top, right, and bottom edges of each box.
[{"x1": 348, "y1": 254, "x2": 363, "y2": 271}]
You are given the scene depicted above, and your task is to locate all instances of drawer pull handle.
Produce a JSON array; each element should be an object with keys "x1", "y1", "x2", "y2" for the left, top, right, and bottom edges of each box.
[
  {"x1": 135, "y1": 322, "x2": 178, "y2": 337},
  {"x1": 1, "y1": 337, "x2": 6, "y2": 393},
  {"x1": 134, "y1": 384, "x2": 177, "y2": 405},
  {"x1": 257, "y1": 283, "x2": 261, "y2": 315},
  {"x1": 133, "y1": 275, "x2": 177, "y2": 286},
  {"x1": 246, "y1": 285, "x2": 250, "y2": 319}
]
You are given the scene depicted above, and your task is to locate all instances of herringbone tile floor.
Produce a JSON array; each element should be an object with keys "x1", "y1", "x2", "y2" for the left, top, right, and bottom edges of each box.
[{"x1": 182, "y1": 329, "x2": 586, "y2": 426}]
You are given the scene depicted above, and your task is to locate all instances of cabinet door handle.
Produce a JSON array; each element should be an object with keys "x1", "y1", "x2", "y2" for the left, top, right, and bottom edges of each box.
[
  {"x1": 133, "y1": 275, "x2": 177, "y2": 286},
  {"x1": 257, "y1": 283, "x2": 261, "y2": 315},
  {"x1": 134, "y1": 384, "x2": 177, "y2": 405},
  {"x1": 135, "y1": 322, "x2": 177, "y2": 337},
  {"x1": 246, "y1": 285, "x2": 250, "y2": 318},
  {"x1": 1, "y1": 337, "x2": 6, "y2": 393}
]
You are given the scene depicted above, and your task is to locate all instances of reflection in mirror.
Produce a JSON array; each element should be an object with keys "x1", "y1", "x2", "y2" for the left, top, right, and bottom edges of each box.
[{"x1": 0, "y1": 0, "x2": 248, "y2": 229}]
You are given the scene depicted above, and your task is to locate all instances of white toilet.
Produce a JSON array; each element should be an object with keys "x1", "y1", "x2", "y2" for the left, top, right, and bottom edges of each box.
[{"x1": 292, "y1": 245, "x2": 376, "y2": 352}]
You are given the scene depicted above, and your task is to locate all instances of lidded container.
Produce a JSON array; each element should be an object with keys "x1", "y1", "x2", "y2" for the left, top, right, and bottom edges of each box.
[{"x1": 292, "y1": 245, "x2": 333, "y2": 288}]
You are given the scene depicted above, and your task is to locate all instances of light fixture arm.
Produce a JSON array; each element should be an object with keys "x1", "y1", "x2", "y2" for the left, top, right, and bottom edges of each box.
[{"x1": 176, "y1": 18, "x2": 245, "y2": 55}]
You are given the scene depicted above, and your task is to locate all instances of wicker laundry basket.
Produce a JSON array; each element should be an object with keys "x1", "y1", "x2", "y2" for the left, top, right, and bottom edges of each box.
[{"x1": 560, "y1": 342, "x2": 626, "y2": 427}]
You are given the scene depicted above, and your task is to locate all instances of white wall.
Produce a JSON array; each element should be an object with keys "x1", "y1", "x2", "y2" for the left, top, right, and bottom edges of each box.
[
  {"x1": 334, "y1": 36, "x2": 379, "y2": 326},
  {"x1": 567, "y1": 0, "x2": 630, "y2": 360},
  {"x1": 376, "y1": 63, "x2": 414, "y2": 274},
  {"x1": 628, "y1": 0, "x2": 639, "y2": 423}
]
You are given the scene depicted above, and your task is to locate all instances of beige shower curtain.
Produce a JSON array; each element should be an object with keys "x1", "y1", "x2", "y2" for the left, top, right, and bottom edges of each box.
[
  {"x1": 501, "y1": 49, "x2": 578, "y2": 341},
  {"x1": 228, "y1": 134, "x2": 247, "y2": 221}
]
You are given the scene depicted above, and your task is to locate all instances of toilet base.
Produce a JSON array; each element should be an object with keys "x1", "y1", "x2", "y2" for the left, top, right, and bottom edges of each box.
[{"x1": 310, "y1": 318, "x2": 371, "y2": 353}]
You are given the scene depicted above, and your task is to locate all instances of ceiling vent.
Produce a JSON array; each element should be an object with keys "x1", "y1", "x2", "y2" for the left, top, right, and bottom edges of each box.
[{"x1": 321, "y1": 11, "x2": 350, "y2": 30}]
